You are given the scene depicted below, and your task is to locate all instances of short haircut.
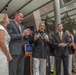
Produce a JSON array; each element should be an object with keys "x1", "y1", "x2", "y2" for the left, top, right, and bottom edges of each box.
[
  {"x1": 39, "y1": 22, "x2": 45, "y2": 26},
  {"x1": 14, "y1": 12, "x2": 23, "y2": 18},
  {"x1": 57, "y1": 23, "x2": 63, "y2": 26}
]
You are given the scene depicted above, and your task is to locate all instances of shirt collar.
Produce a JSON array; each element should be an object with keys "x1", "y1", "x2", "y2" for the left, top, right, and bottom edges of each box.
[
  {"x1": 14, "y1": 20, "x2": 19, "y2": 25},
  {"x1": 58, "y1": 31, "x2": 63, "y2": 35}
]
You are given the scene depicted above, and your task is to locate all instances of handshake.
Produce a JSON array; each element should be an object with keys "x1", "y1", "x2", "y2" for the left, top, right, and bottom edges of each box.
[{"x1": 22, "y1": 28, "x2": 32, "y2": 37}]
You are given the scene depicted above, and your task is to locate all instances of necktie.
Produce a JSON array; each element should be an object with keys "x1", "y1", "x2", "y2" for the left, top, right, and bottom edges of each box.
[
  {"x1": 18, "y1": 24, "x2": 22, "y2": 34},
  {"x1": 18, "y1": 24, "x2": 24, "y2": 46},
  {"x1": 60, "y1": 32, "x2": 62, "y2": 40}
]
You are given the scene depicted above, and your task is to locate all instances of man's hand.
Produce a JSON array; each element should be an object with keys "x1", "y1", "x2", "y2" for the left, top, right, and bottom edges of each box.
[
  {"x1": 58, "y1": 43, "x2": 66, "y2": 47},
  {"x1": 22, "y1": 28, "x2": 31, "y2": 37},
  {"x1": 44, "y1": 35, "x2": 49, "y2": 42},
  {"x1": 34, "y1": 34, "x2": 39, "y2": 41}
]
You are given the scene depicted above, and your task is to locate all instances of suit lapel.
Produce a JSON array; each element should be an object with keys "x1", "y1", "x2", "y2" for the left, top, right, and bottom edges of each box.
[
  {"x1": 62, "y1": 32, "x2": 65, "y2": 42},
  {"x1": 58, "y1": 32, "x2": 64, "y2": 42},
  {"x1": 56, "y1": 32, "x2": 62, "y2": 42},
  {"x1": 57, "y1": 32, "x2": 60, "y2": 40},
  {"x1": 13, "y1": 21, "x2": 21, "y2": 33}
]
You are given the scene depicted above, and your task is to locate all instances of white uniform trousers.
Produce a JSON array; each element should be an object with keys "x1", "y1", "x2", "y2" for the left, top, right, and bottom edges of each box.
[
  {"x1": 50, "y1": 56, "x2": 55, "y2": 72},
  {"x1": 68, "y1": 54, "x2": 73, "y2": 75},
  {"x1": 33, "y1": 58, "x2": 46, "y2": 75}
]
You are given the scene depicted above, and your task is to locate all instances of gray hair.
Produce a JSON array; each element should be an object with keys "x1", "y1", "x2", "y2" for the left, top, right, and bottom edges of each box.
[{"x1": 39, "y1": 22, "x2": 45, "y2": 26}]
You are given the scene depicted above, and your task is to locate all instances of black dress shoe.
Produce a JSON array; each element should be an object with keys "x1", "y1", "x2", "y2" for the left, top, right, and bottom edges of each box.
[{"x1": 50, "y1": 71, "x2": 54, "y2": 74}]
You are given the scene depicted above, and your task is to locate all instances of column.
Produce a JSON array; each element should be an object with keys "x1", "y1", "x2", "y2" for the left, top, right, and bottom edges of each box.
[
  {"x1": 33, "y1": 9, "x2": 42, "y2": 31},
  {"x1": 54, "y1": 0, "x2": 64, "y2": 75},
  {"x1": 54, "y1": 0, "x2": 61, "y2": 32}
]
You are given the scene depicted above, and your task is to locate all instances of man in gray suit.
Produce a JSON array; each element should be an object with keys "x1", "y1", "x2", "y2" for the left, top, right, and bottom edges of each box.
[
  {"x1": 7, "y1": 12, "x2": 30, "y2": 75},
  {"x1": 53, "y1": 24, "x2": 70, "y2": 75}
]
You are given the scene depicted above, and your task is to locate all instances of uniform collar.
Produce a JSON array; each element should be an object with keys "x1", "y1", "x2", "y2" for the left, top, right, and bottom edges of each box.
[{"x1": 38, "y1": 30, "x2": 45, "y2": 33}]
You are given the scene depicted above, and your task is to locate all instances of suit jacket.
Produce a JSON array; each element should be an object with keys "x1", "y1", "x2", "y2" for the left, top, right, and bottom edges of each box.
[
  {"x1": 53, "y1": 32, "x2": 70, "y2": 56},
  {"x1": 68, "y1": 37, "x2": 75, "y2": 54},
  {"x1": 48, "y1": 38, "x2": 55, "y2": 56},
  {"x1": 7, "y1": 20, "x2": 25, "y2": 55}
]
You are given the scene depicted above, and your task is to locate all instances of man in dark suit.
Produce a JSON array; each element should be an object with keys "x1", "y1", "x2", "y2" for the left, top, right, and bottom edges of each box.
[
  {"x1": 7, "y1": 12, "x2": 30, "y2": 75},
  {"x1": 53, "y1": 24, "x2": 70, "y2": 75}
]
